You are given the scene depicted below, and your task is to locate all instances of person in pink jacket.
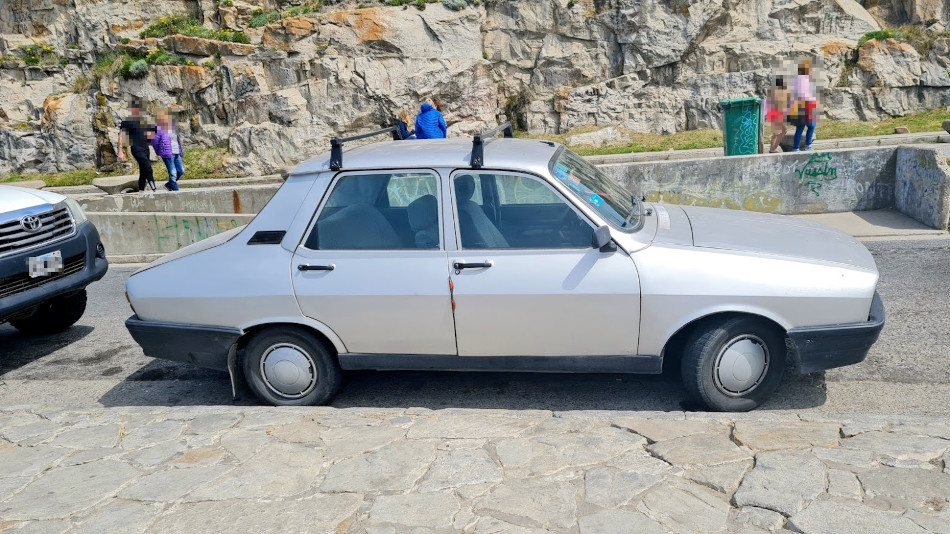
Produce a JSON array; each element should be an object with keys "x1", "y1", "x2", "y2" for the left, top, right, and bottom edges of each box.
[{"x1": 151, "y1": 109, "x2": 184, "y2": 191}]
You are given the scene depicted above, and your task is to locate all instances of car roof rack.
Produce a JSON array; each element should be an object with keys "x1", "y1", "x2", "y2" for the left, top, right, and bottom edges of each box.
[
  {"x1": 330, "y1": 125, "x2": 403, "y2": 171},
  {"x1": 470, "y1": 121, "x2": 513, "y2": 169}
]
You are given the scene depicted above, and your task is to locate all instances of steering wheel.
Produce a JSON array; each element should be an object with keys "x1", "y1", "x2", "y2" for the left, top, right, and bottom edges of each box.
[{"x1": 556, "y1": 208, "x2": 590, "y2": 246}]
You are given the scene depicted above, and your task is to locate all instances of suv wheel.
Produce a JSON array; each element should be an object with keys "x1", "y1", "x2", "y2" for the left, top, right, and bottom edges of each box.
[
  {"x1": 11, "y1": 290, "x2": 87, "y2": 336},
  {"x1": 243, "y1": 326, "x2": 342, "y2": 406},
  {"x1": 681, "y1": 316, "x2": 786, "y2": 412}
]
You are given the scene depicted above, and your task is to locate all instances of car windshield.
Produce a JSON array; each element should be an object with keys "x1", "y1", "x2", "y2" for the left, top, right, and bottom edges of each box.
[{"x1": 550, "y1": 148, "x2": 642, "y2": 231}]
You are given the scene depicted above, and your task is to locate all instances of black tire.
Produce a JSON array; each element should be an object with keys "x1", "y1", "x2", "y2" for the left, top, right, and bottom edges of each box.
[
  {"x1": 242, "y1": 326, "x2": 342, "y2": 406},
  {"x1": 681, "y1": 316, "x2": 786, "y2": 412},
  {"x1": 11, "y1": 290, "x2": 87, "y2": 336}
]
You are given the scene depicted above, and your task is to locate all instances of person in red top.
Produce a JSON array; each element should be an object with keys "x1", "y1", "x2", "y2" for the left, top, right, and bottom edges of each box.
[{"x1": 765, "y1": 77, "x2": 790, "y2": 153}]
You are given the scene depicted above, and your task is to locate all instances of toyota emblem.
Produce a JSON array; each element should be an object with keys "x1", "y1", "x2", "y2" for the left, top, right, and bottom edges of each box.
[{"x1": 20, "y1": 215, "x2": 42, "y2": 233}]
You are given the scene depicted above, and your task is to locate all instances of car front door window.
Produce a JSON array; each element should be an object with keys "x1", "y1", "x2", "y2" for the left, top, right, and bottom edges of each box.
[{"x1": 454, "y1": 173, "x2": 593, "y2": 249}]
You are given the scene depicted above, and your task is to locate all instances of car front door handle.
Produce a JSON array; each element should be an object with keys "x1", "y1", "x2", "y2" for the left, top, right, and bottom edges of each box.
[
  {"x1": 298, "y1": 264, "x2": 335, "y2": 271},
  {"x1": 454, "y1": 261, "x2": 493, "y2": 270}
]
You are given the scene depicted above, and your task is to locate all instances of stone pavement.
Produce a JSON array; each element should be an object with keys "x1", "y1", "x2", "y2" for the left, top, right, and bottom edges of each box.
[{"x1": 1, "y1": 406, "x2": 948, "y2": 533}]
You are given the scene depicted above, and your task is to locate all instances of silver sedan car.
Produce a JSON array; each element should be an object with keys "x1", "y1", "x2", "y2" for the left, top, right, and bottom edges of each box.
[{"x1": 125, "y1": 125, "x2": 884, "y2": 411}]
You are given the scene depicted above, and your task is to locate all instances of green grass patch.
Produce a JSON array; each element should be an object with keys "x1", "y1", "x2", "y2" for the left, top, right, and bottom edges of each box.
[
  {"x1": 817, "y1": 107, "x2": 950, "y2": 138},
  {"x1": 249, "y1": 2, "x2": 324, "y2": 28},
  {"x1": 858, "y1": 26, "x2": 950, "y2": 55},
  {"x1": 0, "y1": 168, "x2": 122, "y2": 188},
  {"x1": 0, "y1": 147, "x2": 239, "y2": 187},
  {"x1": 140, "y1": 15, "x2": 249, "y2": 43},
  {"x1": 152, "y1": 147, "x2": 239, "y2": 183},
  {"x1": 17, "y1": 41, "x2": 58, "y2": 67},
  {"x1": 523, "y1": 107, "x2": 950, "y2": 156}
]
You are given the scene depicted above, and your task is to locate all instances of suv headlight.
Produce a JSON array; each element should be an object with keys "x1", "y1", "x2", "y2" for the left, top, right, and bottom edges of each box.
[{"x1": 64, "y1": 198, "x2": 88, "y2": 225}]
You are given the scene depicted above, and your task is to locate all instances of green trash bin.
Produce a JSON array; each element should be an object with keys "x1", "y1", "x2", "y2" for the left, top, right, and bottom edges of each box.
[{"x1": 721, "y1": 97, "x2": 762, "y2": 156}]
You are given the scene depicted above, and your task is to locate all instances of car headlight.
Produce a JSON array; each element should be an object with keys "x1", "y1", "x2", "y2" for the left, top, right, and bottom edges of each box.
[{"x1": 64, "y1": 198, "x2": 88, "y2": 225}]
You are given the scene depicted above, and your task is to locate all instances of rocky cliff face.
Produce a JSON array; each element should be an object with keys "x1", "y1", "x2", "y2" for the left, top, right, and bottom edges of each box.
[{"x1": 1, "y1": 0, "x2": 948, "y2": 176}]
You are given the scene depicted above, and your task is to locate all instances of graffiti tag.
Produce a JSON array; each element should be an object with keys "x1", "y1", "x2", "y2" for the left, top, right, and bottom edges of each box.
[{"x1": 795, "y1": 153, "x2": 838, "y2": 197}]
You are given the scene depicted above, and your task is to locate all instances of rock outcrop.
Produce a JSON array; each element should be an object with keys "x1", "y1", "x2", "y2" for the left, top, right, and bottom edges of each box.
[{"x1": 1, "y1": 0, "x2": 948, "y2": 176}]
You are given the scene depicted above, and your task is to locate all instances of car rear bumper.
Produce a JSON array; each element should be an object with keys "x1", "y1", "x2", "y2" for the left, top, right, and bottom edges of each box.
[
  {"x1": 125, "y1": 315, "x2": 242, "y2": 372},
  {"x1": 0, "y1": 221, "x2": 108, "y2": 322},
  {"x1": 787, "y1": 292, "x2": 885, "y2": 374}
]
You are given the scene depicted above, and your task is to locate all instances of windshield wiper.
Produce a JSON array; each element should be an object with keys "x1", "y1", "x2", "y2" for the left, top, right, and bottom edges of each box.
[{"x1": 621, "y1": 195, "x2": 641, "y2": 228}]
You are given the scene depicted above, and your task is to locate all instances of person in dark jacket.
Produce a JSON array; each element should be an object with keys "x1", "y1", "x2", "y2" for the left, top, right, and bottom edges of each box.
[
  {"x1": 414, "y1": 99, "x2": 447, "y2": 139},
  {"x1": 396, "y1": 109, "x2": 415, "y2": 140},
  {"x1": 117, "y1": 100, "x2": 156, "y2": 192}
]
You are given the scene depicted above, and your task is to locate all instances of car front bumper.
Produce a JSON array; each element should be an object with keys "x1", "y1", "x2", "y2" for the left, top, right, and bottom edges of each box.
[
  {"x1": 125, "y1": 315, "x2": 242, "y2": 372},
  {"x1": 787, "y1": 292, "x2": 885, "y2": 374},
  {"x1": 0, "y1": 221, "x2": 109, "y2": 322}
]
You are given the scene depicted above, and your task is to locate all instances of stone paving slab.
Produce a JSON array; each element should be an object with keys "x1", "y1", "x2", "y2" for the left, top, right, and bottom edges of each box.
[{"x1": 0, "y1": 406, "x2": 948, "y2": 533}]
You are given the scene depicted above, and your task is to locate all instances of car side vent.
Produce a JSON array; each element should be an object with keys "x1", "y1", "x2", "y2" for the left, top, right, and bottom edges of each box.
[
  {"x1": 330, "y1": 126, "x2": 403, "y2": 171},
  {"x1": 247, "y1": 231, "x2": 286, "y2": 245},
  {"x1": 470, "y1": 121, "x2": 513, "y2": 169}
]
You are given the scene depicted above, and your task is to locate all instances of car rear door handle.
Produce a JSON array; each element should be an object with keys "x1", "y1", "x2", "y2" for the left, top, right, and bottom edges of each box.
[
  {"x1": 454, "y1": 261, "x2": 493, "y2": 270},
  {"x1": 298, "y1": 264, "x2": 335, "y2": 271}
]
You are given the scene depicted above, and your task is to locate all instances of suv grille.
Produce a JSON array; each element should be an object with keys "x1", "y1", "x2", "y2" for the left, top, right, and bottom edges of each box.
[
  {"x1": 0, "y1": 206, "x2": 76, "y2": 256},
  {"x1": 0, "y1": 252, "x2": 86, "y2": 299}
]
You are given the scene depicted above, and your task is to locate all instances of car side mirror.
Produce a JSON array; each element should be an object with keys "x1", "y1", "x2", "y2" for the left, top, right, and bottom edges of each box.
[{"x1": 592, "y1": 225, "x2": 617, "y2": 253}]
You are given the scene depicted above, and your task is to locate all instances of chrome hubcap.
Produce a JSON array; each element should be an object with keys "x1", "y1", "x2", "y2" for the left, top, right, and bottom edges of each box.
[
  {"x1": 713, "y1": 334, "x2": 769, "y2": 397},
  {"x1": 260, "y1": 343, "x2": 317, "y2": 399}
]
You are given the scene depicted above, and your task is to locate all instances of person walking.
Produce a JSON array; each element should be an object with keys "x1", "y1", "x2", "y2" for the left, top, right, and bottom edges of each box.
[
  {"x1": 396, "y1": 109, "x2": 415, "y2": 140},
  {"x1": 414, "y1": 99, "x2": 447, "y2": 139},
  {"x1": 765, "y1": 76, "x2": 790, "y2": 153},
  {"x1": 117, "y1": 100, "x2": 156, "y2": 191},
  {"x1": 791, "y1": 59, "x2": 818, "y2": 151},
  {"x1": 152, "y1": 108, "x2": 185, "y2": 192}
]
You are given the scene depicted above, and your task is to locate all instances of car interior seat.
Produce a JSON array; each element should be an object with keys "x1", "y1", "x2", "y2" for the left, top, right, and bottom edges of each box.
[
  {"x1": 313, "y1": 203, "x2": 402, "y2": 249},
  {"x1": 407, "y1": 194, "x2": 440, "y2": 248},
  {"x1": 455, "y1": 175, "x2": 508, "y2": 248}
]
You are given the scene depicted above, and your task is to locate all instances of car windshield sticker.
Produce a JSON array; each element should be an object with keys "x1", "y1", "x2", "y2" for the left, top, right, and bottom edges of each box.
[
  {"x1": 589, "y1": 193, "x2": 604, "y2": 206},
  {"x1": 554, "y1": 163, "x2": 570, "y2": 181}
]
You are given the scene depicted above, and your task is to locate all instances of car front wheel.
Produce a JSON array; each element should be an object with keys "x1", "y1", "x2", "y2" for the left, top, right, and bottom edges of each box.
[
  {"x1": 11, "y1": 290, "x2": 87, "y2": 336},
  {"x1": 242, "y1": 326, "x2": 342, "y2": 406},
  {"x1": 681, "y1": 316, "x2": 786, "y2": 412}
]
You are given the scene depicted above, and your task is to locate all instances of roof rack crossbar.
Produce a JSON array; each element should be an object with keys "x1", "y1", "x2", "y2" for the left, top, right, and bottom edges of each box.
[
  {"x1": 470, "y1": 121, "x2": 513, "y2": 169},
  {"x1": 330, "y1": 125, "x2": 403, "y2": 171}
]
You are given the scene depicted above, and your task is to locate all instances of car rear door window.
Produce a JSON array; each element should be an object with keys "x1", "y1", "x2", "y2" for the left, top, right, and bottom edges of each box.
[{"x1": 306, "y1": 172, "x2": 441, "y2": 250}]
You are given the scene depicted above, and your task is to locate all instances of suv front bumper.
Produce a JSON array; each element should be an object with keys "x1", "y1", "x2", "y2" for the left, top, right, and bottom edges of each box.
[
  {"x1": 0, "y1": 221, "x2": 109, "y2": 322},
  {"x1": 788, "y1": 292, "x2": 885, "y2": 374}
]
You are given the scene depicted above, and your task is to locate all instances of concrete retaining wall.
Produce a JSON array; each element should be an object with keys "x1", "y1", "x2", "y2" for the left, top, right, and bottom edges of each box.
[
  {"x1": 598, "y1": 146, "x2": 950, "y2": 228},
  {"x1": 599, "y1": 147, "x2": 898, "y2": 215},
  {"x1": 89, "y1": 213, "x2": 256, "y2": 256},
  {"x1": 78, "y1": 185, "x2": 279, "y2": 214},
  {"x1": 895, "y1": 148, "x2": 950, "y2": 229}
]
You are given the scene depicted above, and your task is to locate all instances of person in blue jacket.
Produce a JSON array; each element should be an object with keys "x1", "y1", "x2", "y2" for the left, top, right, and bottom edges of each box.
[{"x1": 414, "y1": 99, "x2": 447, "y2": 139}]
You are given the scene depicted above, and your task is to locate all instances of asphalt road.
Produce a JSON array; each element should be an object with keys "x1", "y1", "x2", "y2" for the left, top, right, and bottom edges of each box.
[{"x1": 1, "y1": 239, "x2": 948, "y2": 415}]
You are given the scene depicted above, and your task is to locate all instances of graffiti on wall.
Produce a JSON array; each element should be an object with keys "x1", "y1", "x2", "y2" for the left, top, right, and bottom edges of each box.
[
  {"x1": 795, "y1": 153, "x2": 838, "y2": 196},
  {"x1": 155, "y1": 215, "x2": 241, "y2": 251}
]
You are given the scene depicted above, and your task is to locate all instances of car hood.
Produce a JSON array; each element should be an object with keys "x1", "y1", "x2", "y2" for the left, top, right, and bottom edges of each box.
[
  {"x1": 681, "y1": 205, "x2": 877, "y2": 272},
  {"x1": 0, "y1": 185, "x2": 65, "y2": 213}
]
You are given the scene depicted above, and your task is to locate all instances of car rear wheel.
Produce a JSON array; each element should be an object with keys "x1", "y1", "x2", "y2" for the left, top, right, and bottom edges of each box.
[
  {"x1": 10, "y1": 290, "x2": 87, "y2": 336},
  {"x1": 681, "y1": 316, "x2": 786, "y2": 412},
  {"x1": 242, "y1": 326, "x2": 342, "y2": 406}
]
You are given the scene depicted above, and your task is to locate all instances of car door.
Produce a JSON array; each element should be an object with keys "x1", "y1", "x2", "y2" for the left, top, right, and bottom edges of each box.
[
  {"x1": 448, "y1": 170, "x2": 642, "y2": 357},
  {"x1": 292, "y1": 170, "x2": 456, "y2": 355}
]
